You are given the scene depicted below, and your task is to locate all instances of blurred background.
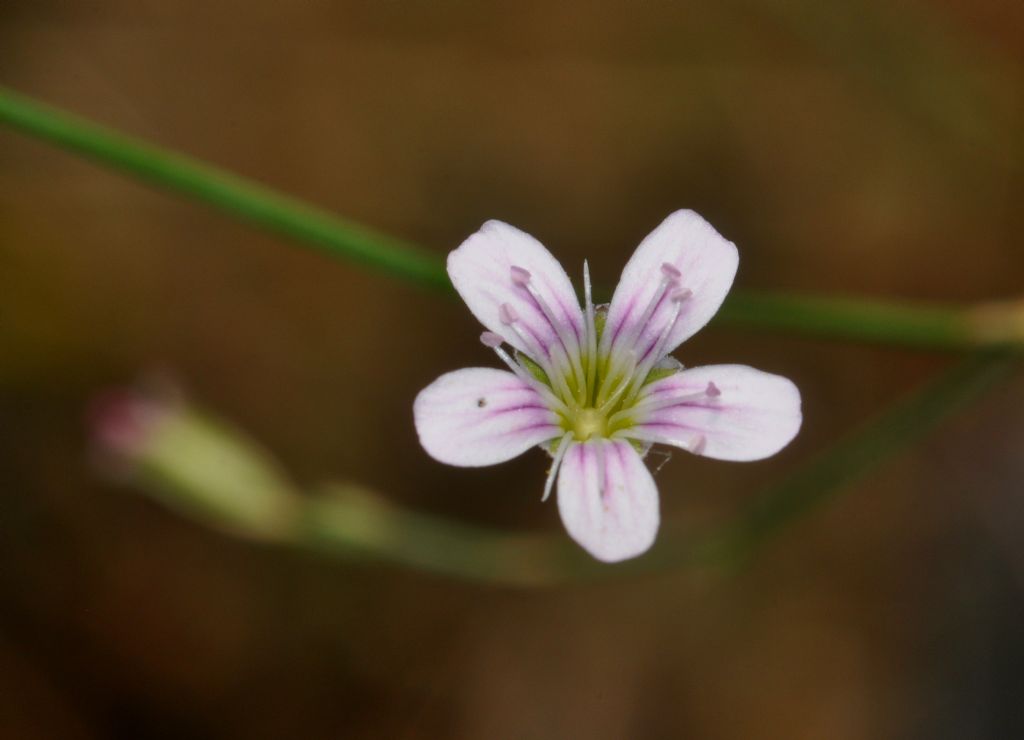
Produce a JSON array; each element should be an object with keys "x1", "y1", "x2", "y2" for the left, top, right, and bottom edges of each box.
[{"x1": 1, "y1": 1, "x2": 1022, "y2": 738}]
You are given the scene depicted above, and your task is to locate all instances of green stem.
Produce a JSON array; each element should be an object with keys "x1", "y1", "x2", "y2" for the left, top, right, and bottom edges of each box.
[
  {"x1": 713, "y1": 292, "x2": 982, "y2": 350},
  {"x1": 121, "y1": 352, "x2": 1017, "y2": 587},
  {"x1": 0, "y1": 86, "x2": 449, "y2": 291},
  {"x1": 325, "y1": 350, "x2": 1018, "y2": 584},
  {"x1": 1, "y1": 86, "x2": 1020, "y2": 350},
  {"x1": 676, "y1": 349, "x2": 1020, "y2": 570},
  {"x1": 297, "y1": 486, "x2": 586, "y2": 588}
]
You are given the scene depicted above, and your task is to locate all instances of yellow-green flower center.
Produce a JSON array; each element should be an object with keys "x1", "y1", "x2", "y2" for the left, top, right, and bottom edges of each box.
[{"x1": 571, "y1": 407, "x2": 608, "y2": 441}]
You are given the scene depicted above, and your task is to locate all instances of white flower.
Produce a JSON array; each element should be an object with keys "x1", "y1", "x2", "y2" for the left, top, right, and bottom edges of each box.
[{"x1": 414, "y1": 210, "x2": 802, "y2": 562}]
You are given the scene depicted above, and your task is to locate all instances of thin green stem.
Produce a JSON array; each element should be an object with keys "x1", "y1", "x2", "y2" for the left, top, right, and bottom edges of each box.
[
  {"x1": 669, "y1": 349, "x2": 1020, "y2": 571},
  {"x1": 713, "y1": 292, "x2": 983, "y2": 350},
  {"x1": 116, "y1": 352, "x2": 1018, "y2": 587},
  {"x1": 305, "y1": 351, "x2": 1017, "y2": 585},
  {"x1": 2, "y1": 87, "x2": 1021, "y2": 350},
  {"x1": 0, "y1": 86, "x2": 449, "y2": 291},
  {"x1": 297, "y1": 486, "x2": 586, "y2": 588}
]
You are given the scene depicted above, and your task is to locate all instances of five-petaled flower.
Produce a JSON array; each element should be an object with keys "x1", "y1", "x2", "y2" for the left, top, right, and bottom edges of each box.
[{"x1": 414, "y1": 210, "x2": 802, "y2": 562}]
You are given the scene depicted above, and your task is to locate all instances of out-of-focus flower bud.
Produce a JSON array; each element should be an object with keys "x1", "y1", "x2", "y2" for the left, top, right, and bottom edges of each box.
[{"x1": 89, "y1": 380, "x2": 299, "y2": 542}]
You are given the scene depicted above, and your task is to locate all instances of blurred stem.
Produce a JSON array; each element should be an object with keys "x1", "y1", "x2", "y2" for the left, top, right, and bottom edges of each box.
[
  {"x1": 117, "y1": 351, "x2": 1018, "y2": 587},
  {"x1": 0, "y1": 87, "x2": 450, "y2": 292},
  {"x1": 2, "y1": 86, "x2": 1022, "y2": 351},
  {"x1": 714, "y1": 292, "x2": 1022, "y2": 351},
  {"x1": 297, "y1": 486, "x2": 587, "y2": 587},
  {"x1": 304, "y1": 351, "x2": 1017, "y2": 585},
  {"x1": 674, "y1": 349, "x2": 1020, "y2": 570}
]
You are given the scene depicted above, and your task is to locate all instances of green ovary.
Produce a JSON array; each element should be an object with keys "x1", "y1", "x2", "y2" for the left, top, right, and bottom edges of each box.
[
  {"x1": 570, "y1": 407, "x2": 609, "y2": 441},
  {"x1": 553, "y1": 355, "x2": 643, "y2": 442}
]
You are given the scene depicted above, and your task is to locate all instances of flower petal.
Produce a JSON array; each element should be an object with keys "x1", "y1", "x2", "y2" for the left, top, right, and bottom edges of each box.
[
  {"x1": 447, "y1": 220, "x2": 585, "y2": 367},
  {"x1": 414, "y1": 368, "x2": 562, "y2": 467},
  {"x1": 628, "y1": 364, "x2": 802, "y2": 461},
  {"x1": 604, "y1": 210, "x2": 738, "y2": 363},
  {"x1": 557, "y1": 439, "x2": 660, "y2": 562}
]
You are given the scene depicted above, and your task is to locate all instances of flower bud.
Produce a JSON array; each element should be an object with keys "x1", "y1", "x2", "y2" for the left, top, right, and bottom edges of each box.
[{"x1": 90, "y1": 381, "x2": 298, "y2": 542}]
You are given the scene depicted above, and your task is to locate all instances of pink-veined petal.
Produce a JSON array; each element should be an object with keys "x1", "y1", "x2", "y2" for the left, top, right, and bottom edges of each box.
[
  {"x1": 627, "y1": 364, "x2": 801, "y2": 461},
  {"x1": 604, "y1": 210, "x2": 738, "y2": 363},
  {"x1": 414, "y1": 368, "x2": 562, "y2": 467},
  {"x1": 557, "y1": 439, "x2": 660, "y2": 562},
  {"x1": 447, "y1": 220, "x2": 585, "y2": 367}
]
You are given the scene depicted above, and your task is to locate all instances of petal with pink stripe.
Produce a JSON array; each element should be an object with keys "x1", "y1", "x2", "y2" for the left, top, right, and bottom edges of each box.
[
  {"x1": 557, "y1": 439, "x2": 660, "y2": 562},
  {"x1": 447, "y1": 220, "x2": 584, "y2": 371},
  {"x1": 604, "y1": 210, "x2": 738, "y2": 365},
  {"x1": 627, "y1": 364, "x2": 802, "y2": 461},
  {"x1": 414, "y1": 368, "x2": 562, "y2": 467}
]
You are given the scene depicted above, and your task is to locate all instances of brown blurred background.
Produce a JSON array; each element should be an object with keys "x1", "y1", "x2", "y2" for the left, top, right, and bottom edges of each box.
[{"x1": 1, "y1": 2, "x2": 1023, "y2": 738}]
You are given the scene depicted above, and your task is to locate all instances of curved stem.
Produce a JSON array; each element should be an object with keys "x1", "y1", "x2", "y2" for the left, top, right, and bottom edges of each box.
[
  {"x1": 0, "y1": 86, "x2": 449, "y2": 292},
  {"x1": 302, "y1": 350, "x2": 1021, "y2": 584},
  {"x1": 674, "y1": 349, "x2": 1020, "y2": 570},
  {"x1": 102, "y1": 351, "x2": 1018, "y2": 587},
  {"x1": 2, "y1": 86, "x2": 1022, "y2": 350},
  {"x1": 713, "y1": 291, "x2": 990, "y2": 350}
]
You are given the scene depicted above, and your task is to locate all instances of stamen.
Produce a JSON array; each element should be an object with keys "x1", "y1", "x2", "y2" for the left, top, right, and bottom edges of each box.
[
  {"x1": 498, "y1": 302, "x2": 578, "y2": 405},
  {"x1": 599, "y1": 261, "x2": 682, "y2": 371},
  {"x1": 509, "y1": 266, "x2": 586, "y2": 405},
  {"x1": 499, "y1": 302, "x2": 519, "y2": 325},
  {"x1": 500, "y1": 302, "x2": 541, "y2": 355},
  {"x1": 510, "y1": 265, "x2": 532, "y2": 287},
  {"x1": 619, "y1": 287, "x2": 692, "y2": 404},
  {"x1": 484, "y1": 342, "x2": 569, "y2": 415},
  {"x1": 583, "y1": 260, "x2": 598, "y2": 406},
  {"x1": 480, "y1": 331, "x2": 504, "y2": 348},
  {"x1": 583, "y1": 261, "x2": 594, "y2": 314},
  {"x1": 542, "y1": 432, "x2": 574, "y2": 502},
  {"x1": 596, "y1": 350, "x2": 637, "y2": 413},
  {"x1": 614, "y1": 428, "x2": 703, "y2": 452},
  {"x1": 607, "y1": 379, "x2": 720, "y2": 428}
]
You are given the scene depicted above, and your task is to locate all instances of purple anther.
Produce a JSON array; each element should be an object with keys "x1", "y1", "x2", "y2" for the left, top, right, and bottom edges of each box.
[
  {"x1": 480, "y1": 331, "x2": 505, "y2": 348},
  {"x1": 510, "y1": 265, "x2": 532, "y2": 286},
  {"x1": 706, "y1": 381, "x2": 721, "y2": 398},
  {"x1": 499, "y1": 302, "x2": 519, "y2": 324},
  {"x1": 671, "y1": 287, "x2": 693, "y2": 303},
  {"x1": 660, "y1": 262, "x2": 682, "y2": 282}
]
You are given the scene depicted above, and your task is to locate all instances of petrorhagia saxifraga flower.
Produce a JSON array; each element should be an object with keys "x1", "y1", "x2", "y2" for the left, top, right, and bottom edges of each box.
[{"x1": 414, "y1": 211, "x2": 802, "y2": 562}]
